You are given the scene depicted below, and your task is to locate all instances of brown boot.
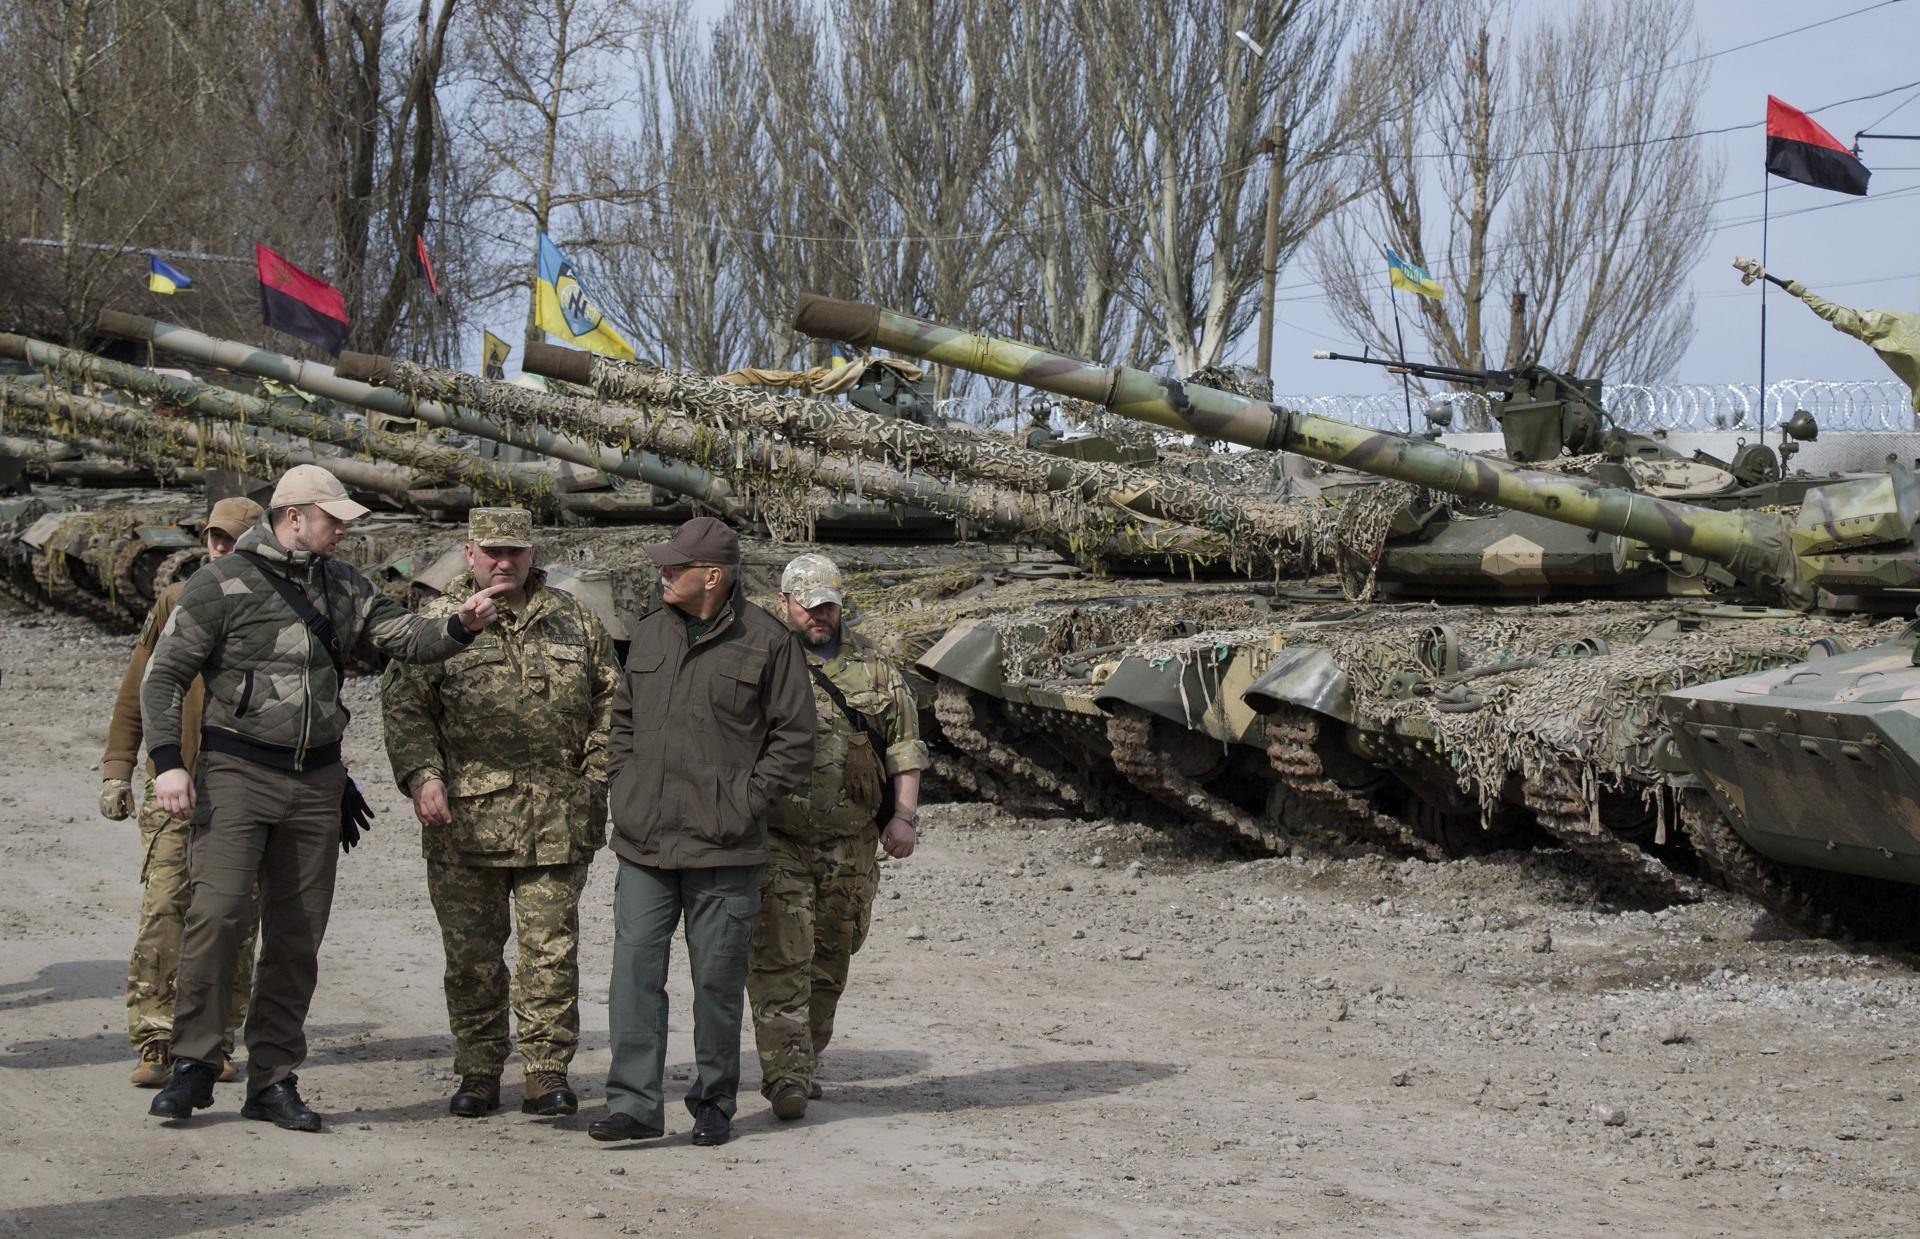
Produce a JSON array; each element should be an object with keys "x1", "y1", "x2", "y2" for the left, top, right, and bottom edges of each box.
[
  {"x1": 522, "y1": 1070, "x2": 578, "y2": 1116},
  {"x1": 129, "y1": 1038, "x2": 171, "y2": 1088},
  {"x1": 448, "y1": 1074, "x2": 500, "y2": 1118}
]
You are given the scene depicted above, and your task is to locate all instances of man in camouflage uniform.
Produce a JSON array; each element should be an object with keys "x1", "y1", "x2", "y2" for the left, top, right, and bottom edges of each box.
[
  {"x1": 99, "y1": 496, "x2": 263, "y2": 1087},
  {"x1": 1735, "y1": 256, "x2": 1920, "y2": 414},
  {"x1": 381, "y1": 508, "x2": 617, "y2": 1119},
  {"x1": 142, "y1": 465, "x2": 503, "y2": 1131},
  {"x1": 750, "y1": 553, "x2": 926, "y2": 1121}
]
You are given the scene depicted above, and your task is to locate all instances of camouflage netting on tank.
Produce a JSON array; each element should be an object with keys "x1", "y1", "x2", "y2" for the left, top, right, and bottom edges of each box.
[
  {"x1": 966, "y1": 584, "x2": 1283, "y2": 688},
  {"x1": 1330, "y1": 481, "x2": 1432, "y2": 601},
  {"x1": 568, "y1": 356, "x2": 1344, "y2": 580},
  {"x1": 1087, "y1": 602, "x2": 1903, "y2": 821},
  {"x1": 12, "y1": 353, "x2": 561, "y2": 515}
]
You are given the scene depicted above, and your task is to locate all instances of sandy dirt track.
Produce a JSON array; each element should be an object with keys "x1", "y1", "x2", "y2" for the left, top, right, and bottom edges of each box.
[{"x1": 1, "y1": 602, "x2": 1917, "y2": 1238}]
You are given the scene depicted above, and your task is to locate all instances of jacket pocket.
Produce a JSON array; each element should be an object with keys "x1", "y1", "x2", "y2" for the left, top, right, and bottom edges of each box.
[
  {"x1": 625, "y1": 653, "x2": 666, "y2": 732},
  {"x1": 714, "y1": 654, "x2": 765, "y2": 726},
  {"x1": 699, "y1": 765, "x2": 760, "y2": 852}
]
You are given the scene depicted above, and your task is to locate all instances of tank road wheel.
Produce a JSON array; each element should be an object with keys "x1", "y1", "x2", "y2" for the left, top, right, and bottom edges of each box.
[{"x1": 150, "y1": 547, "x2": 206, "y2": 594}]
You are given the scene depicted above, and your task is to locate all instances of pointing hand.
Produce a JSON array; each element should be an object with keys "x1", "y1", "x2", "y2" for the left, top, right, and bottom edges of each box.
[{"x1": 457, "y1": 582, "x2": 511, "y2": 633}]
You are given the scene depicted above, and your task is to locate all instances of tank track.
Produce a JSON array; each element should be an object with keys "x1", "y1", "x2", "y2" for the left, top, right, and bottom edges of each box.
[
  {"x1": 932, "y1": 681, "x2": 1091, "y2": 816},
  {"x1": 1262, "y1": 707, "x2": 1447, "y2": 860},
  {"x1": 1677, "y1": 788, "x2": 1916, "y2": 943},
  {"x1": 1103, "y1": 704, "x2": 1293, "y2": 855},
  {"x1": 1522, "y1": 767, "x2": 1702, "y2": 907},
  {"x1": 32, "y1": 555, "x2": 124, "y2": 628},
  {"x1": 110, "y1": 537, "x2": 151, "y2": 618},
  {"x1": 150, "y1": 547, "x2": 204, "y2": 595}
]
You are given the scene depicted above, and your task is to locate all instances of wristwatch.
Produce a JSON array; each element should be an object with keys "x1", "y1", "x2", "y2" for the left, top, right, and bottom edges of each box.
[{"x1": 889, "y1": 809, "x2": 920, "y2": 830}]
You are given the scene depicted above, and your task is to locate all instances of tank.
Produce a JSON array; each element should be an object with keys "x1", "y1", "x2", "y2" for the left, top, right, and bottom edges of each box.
[{"x1": 792, "y1": 294, "x2": 1920, "y2": 939}]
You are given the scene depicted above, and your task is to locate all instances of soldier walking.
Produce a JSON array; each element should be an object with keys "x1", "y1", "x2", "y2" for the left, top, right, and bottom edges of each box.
[
  {"x1": 750, "y1": 554, "x2": 925, "y2": 1120},
  {"x1": 593, "y1": 516, "x2": 815, "y2": 1147},
  {"x1": 380, "y1": 508, "x2": 617, "y2": 1119},
  {"x1": 142, "y1": 465, "x2": 504, "y2": 1131},
  {"x1": 99, "y1": 496, "x2": 263, "y2": 1087}
]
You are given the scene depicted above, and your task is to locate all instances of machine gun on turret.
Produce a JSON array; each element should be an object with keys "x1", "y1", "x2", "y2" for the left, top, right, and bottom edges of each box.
[{"x1": 1313, "y1": 349, "x2": 1608, "y2": 464}]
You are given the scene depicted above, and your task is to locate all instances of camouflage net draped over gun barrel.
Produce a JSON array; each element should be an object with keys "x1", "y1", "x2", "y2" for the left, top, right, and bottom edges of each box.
[
  {"x1": 0, "y1": 381, "x2": 433, "y2": 500},
  {"x1": 550, "y1": 351, "x2": 1332, "y2": 581},
  {"x1": 346, "y1": 354, "x2": 1232, "y2": 569},
  {"x1": 0, "y1": 335, "x2": 563, "y2": 515}
]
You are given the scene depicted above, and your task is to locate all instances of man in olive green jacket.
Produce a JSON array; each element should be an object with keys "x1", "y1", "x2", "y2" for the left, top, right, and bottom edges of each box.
[{"x1": 594, "y1": 516, "x2": 814, "y2": 1148}]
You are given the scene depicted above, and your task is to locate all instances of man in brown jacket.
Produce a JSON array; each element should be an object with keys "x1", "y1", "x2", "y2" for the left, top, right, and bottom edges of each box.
[
  {"x1": 592, "y1": 516, "x2": 814, "y2": 1148},
  {"x1": 99, "y1": 496, "x2": 263, "y2": 1087}
]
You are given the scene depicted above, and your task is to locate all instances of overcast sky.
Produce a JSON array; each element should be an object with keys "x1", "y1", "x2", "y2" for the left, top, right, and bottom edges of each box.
[{"x1": 631, "y1": 1, "x2": 1920, "y2": 397}]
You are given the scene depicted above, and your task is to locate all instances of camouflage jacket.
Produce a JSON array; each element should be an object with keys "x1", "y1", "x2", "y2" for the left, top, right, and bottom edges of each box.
[
  {"x1": 380, "y1": 570, "x2": 617, "y2": 866},
  {"x1": 770, "y1": 630, "x2": 928, "y2": 842},
  {"x1": 140, "y1": 522, "x2": 473, "y2": 774}
]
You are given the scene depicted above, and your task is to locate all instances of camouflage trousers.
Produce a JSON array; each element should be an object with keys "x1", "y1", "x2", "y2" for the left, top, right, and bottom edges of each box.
[
  {"x1": 748, "y1": 828, "x2": 880, "y2": 1097},
  {"x1": 424, "y1": 857, "x2": 591, "y2": 1076},
  {"x1": 128, "y1": 771, "x2": 255, "y2": 1049}
]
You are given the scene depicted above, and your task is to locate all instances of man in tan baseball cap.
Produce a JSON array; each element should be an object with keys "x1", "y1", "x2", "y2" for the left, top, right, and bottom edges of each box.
[{"x1": 99, "y1": 493, "x2": 265, "y2": 1088}]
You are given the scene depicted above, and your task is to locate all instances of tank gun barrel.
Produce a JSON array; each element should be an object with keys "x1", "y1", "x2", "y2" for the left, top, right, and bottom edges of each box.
[
  {"x1": 329, "y1": 349, "x2": 1232, "y2": 567},
  {"x1": 792, "y1": 295, "x2": 1800, "y2": 598},
  {"x1": 520, "y1": 342, "x2": 1324, "y2": 577},
  {"x1": 92, "y1": 311, "x2": 744, "y2": 522},
  {"x1": 0, "y1": 334, "x2": 564, "y2": 513}
]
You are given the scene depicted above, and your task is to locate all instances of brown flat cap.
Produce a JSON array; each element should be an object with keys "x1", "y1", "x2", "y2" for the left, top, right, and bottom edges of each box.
[
  {"x1": 206, "y1": 496, "x2": 264, "y2": 540},
  {"x1": 644, "y1": 515, "x2": 740, "y2": 566}
]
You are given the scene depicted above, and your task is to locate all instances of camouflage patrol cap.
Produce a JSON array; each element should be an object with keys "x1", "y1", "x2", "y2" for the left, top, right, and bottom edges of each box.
[
  {"x1": 780, "y1": 553, "x2": 844, "y2": 609},
  {"x1": 467, "y1": 507, "x2": 534, "y2": 548}
]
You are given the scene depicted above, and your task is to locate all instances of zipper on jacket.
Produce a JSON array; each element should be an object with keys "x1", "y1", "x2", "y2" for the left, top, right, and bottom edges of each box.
[
  {"x1": 294, "y1": 561, "x2": 314, "y2": 771},
  {"x1": 235, "y1": 670, "x2": 255, "y2": 718}
]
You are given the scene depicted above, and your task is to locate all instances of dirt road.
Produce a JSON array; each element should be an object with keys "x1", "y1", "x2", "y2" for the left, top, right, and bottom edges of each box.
[{"x1": 1, "y1": 604, "x2": 1915, "y2": 1238}]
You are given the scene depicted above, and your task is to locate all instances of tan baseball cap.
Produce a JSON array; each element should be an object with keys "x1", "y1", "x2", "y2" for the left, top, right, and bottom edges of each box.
[
  {"x1": 468, "y1": 507, "x2": 534, "y2": 548},
  {"x1": 780, "y1": 553, "x2": 844, "y2": 608},
  {"x1": 269, "y1": 464, "x2": 370, "y2": 521},
  {"x1": 644, "y1": 515, "x2": 740, "y2": 566},
  {"x1": 205, "y1": 496, "x2": 264, "y2": 540}
]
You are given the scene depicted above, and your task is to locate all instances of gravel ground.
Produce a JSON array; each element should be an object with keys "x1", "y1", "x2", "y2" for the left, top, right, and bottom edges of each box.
[{"x1": 2, "y1": 603, "x2": 1916, "y2": 1238}]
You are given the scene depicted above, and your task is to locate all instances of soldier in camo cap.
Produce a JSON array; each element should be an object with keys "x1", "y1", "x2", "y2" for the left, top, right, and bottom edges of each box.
[
  {"x1": 381, "y1": 507, "x2": 619, "y2": 1120},
  {"x1": 749, "y1": 553, "x2": 928, "y2": 1121}
]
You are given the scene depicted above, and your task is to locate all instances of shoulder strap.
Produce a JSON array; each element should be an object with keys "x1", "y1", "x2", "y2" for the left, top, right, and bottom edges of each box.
[
  {"x1": 807, "y1": 661, "x2": 872, "y2": 735},
  {"x1": 237, "y1": 551, "x2": 344, "y2": 685}
]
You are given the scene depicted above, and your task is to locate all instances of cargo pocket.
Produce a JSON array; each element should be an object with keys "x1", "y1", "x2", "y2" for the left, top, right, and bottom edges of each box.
[{"x1": 446, "y1": 767, "x2": 517, "y2": 854}]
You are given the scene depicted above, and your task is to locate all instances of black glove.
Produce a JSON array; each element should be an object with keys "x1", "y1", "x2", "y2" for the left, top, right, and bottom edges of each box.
[{"x1": 340, "y1": 776, "x2": 375, "y2": 855}]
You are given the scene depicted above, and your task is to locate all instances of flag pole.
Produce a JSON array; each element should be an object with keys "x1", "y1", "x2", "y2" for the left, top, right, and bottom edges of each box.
[
  {"x1": 1759, "y1": 170, "x2": 1771, "y2": 435},
  {"x1": 1389, "y1": 286, "x2": 1414, "y2": 434}
]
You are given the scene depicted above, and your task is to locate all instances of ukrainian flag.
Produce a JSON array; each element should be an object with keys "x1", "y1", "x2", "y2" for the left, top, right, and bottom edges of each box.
[
  {"x1": 533, "y1": 232, "x2": 635, "y2": 360},
  {"x1": 1385, "y1": 248, "x2": 1444, "y2": 300},
  {"x1": 148, "y1": 255, "x2": 194, "y2": 295}
]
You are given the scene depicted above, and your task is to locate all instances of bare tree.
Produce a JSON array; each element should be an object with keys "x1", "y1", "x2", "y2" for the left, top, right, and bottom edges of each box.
[
  {"x1": 1069, "y1": 0, "x2": 1394, "y2": 376},
  {"x1": 456, "y1": 0, "x2": 654, "y2": 349},
  {"x1": 1310, "y1": 0, "x2": 1718, "y2": 399}
]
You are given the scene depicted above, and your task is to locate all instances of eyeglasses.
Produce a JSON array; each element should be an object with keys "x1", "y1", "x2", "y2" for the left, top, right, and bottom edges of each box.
[{"x1": 660, "y1": 562, "x2": 718, "y2": 579}]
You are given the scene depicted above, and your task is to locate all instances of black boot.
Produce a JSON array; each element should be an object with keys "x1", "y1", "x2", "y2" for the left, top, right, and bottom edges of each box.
[
  {"x1": 449, "y1": 1074, "x2": 500, "y2": 1118},
  {"x1": 148, "y1": 1059, "x2": 217, "y2": 1121},
  {"x1": 241, "y1": 1075, "x2": 322, "y2": 1132}
]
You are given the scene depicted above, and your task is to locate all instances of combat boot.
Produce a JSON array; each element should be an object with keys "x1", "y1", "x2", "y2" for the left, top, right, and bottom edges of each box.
[
  {"x1": 769, "y1": 1080, "x2": 808, "y2": 1121},
  {"x1": 241, "y1": 1075, "x2": 322, "y2": 1132},
  {"x1": 448, "y1": 1073, "x2": 500, "y2": 1118},
  {"x1": 148, "y1": 1058, "x2": 217, "y2": 1120},
  {"x1": 521, "y1": 1070, "x2": 578, "y2": 1116},
  {"x1": 129, "y1": 1038, "x2": 171, "y2": 1088}
]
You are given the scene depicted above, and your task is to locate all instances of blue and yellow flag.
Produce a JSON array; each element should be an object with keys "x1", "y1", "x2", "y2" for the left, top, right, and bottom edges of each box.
[
  {"x1": 148, "y1": 255, "x2": 194, "y2": 295},
  {"x1": 1385, "y1": 248, "x2": 1443, "y2": 300},
  {"x1": 533, "y1": 232, "x2": 634, "y2": 360}
]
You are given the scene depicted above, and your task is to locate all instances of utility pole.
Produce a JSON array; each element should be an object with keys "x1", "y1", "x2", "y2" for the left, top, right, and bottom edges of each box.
[{"x1": 1255, "y1": 124, "x2": 1289, "y2": 379}]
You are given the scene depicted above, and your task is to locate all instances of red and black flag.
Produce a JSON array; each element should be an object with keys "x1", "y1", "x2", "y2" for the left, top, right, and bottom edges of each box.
[
  {"x1": 1765, "y1": 95, "x2": 1870, "y2": 196},
  {"x1": 413, "y1": 234, "x2": 443, "y2": 302},
  {"x1": 256, "y1": 244, "x2": 350, "y2": 355}
]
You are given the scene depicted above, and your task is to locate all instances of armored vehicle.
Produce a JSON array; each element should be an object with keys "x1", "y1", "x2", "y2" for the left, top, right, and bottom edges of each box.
[{"x1": 792, "y1": 293, "x2": 1920, "y2": 939}]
